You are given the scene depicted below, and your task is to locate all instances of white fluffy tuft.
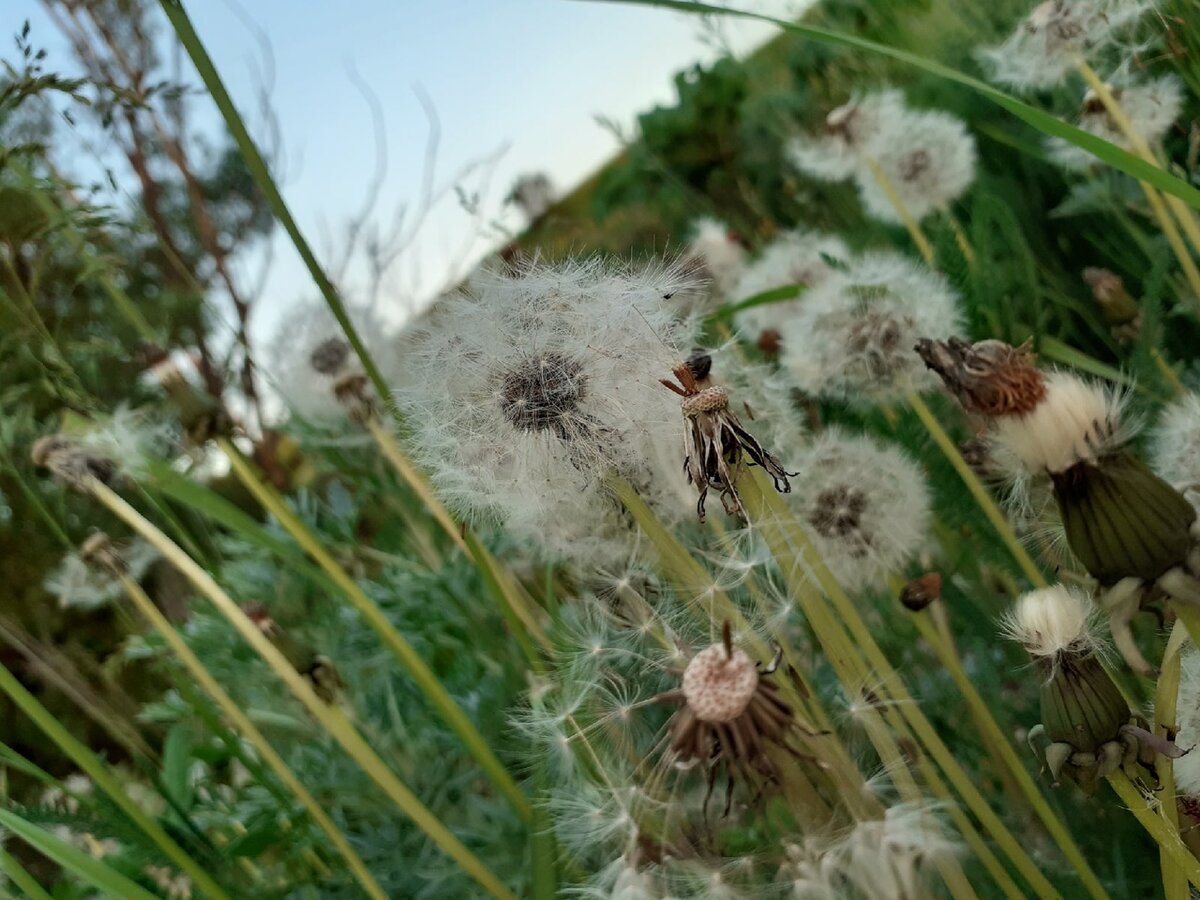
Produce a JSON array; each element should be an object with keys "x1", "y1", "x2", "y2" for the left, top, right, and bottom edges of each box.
[
  {"x1": 787, "y1": 89, "x2": 905, "y2": 182},
  {"x1": 1002, "y1": 584, "x2": 1104, "y2": 660},
  {"x1": 1171, "y1": 648, "x2": 1200, "y2": 795},
  {"x1": 1049, "y1": 76, "x2": 1184, "y2": 170},
  {"x1": 778, "y1": 251, "x2": 963, "y2": 406},
  {"x1": 1150, "y1": 391, "x2": 1200, "y2": 512},
  {"x1": 992, "y1": 372, "x2": 1129, "y2": 475},
  {"x1": 686, "y1": 217, "x2": 747, "y2": 300},
  {"x1": 977, "y1": 0, "x2": 1155, "y2": 92}
]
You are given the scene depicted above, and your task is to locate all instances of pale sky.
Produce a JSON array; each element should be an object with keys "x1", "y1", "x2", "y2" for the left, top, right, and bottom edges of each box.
[{"x1": 10, "y1": 1, "x2": 799, "y2": 342}]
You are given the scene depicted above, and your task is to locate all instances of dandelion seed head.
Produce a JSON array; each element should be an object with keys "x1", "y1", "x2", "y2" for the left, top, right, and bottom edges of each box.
[
  {"x1": 779, "y1": 252, "x2": 962, "y2": 406},
  {"x1": 1150, "y1": 391, "x2": 1200, "y2": 510},
  {"x1": 792, "y1": 430, "x2": 931, "y2": 591},
  {"x1": 308, "y1": 336, "x2": 351, "y2": 376},
  {"x1": 1049, "y1": 76, "x2": 1184, "y2": 169},
  {"x1": 1002, "y1": 584, "x2": 1104, "y2": 661},
  {"x1": 44, "y1": 539, "x2": 158, "y2": 610},
  {"x1": 685, "y1": 217, "x2": 747, "y2": 301},
  {"x1": 731, "y1": 230, "x2": 851, "y2": 343},
  {"x1": 978, "y1": 0, "x2": 1155, "y2": 92},
  {"x1": 855, "y1": 109, "x2": 977, "y2": 224},
  {"x1": 991, "y1": 372, "x2": 1130, "y2": 475},
  {"x1": 788, "y1": 89, "x2": 904, "y2": 181},
  {"x1": 396, "y1": 257, "x2": 700, "y2": 569},
  {"x1": 1171, "y1": 648, "x2": 1200, "y2": 795},
  {"x1": 682, "y1": 641, "x2": 759, "y2": 723}
]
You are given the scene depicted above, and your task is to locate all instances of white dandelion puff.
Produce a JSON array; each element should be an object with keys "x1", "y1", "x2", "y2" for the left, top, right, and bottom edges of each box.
[
  {"x1": 1049, "y1": 76, "x2": 1184, "y2": 170},
  {"x1": 44, "y1": 539, "x2": 158, "y2": 611},
  {"x1": 1171, "y1": 648, "x2": 1200, "y2": 796},
  {"x1": 684, "y1": 217, "x2": 747, "y2": 302},
  {"x1": 394, "y1": 258, "x2": 702, "y2": 568},
  {"x1": 854, "y1": 108, "x2": 977, "y2": 225},
  {"x1": 977, "y1": 0, "x2": 1155, "y2": 92},
  {"x1": 790, "y1": 430, "x2": 931, "y2": 592},
  {"x1": 730, "y1": 230, "x2": 851, "y2": 346},
  {"x1": 1151, "y1": 391, "x2": 1200, "y2": 511},
  {"x1": 788, "y1": 89, "x2": 904, "y2": 182},
  {"x1": 778, "y1": 251, "x2": 963, "y2": 406},
  {"x1": 1001, "y1": 584, "x2": 1106, "y2": 662}
]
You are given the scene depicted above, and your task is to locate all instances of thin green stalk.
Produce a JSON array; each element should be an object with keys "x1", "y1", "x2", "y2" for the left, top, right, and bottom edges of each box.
[
  {"x1": 912, "y1": 605, "x2": 1108, "y2": 900},
  {"x1": 864, "y1": 158, "x2": 936, "y2": 264},
  {"x1": 742, "y1": 470, "x2": 1061, "y2": 899},
  {"x1": 158, "y1": 0, "x2": 394, "y2": 421},
  {"x1": 0, "y1": 661, "x2": 232, "y2": 899},
  {"x1": 908, "y1": 391, "x2": 1046, "y2": 587},
  {"x1": 216, "y1": 439, "x2": 532, "y2": 822},
  {"x1": 1108, "y1": 770, "x2": 1200, "y2": 891},
  {"x1": 0, "y1": 846, "x2": 54, "y2": 900},
  {"x1": 90, "y1": 478, "x2": 517, "y2": 900},
  {"x1": 114, "y1": 571, "x2": 388, "y2": 900}
]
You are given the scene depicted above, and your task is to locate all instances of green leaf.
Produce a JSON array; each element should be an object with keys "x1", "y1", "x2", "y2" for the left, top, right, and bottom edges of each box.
[
  {"x1": 0, "y1": 808, "x2": 160, "y2": 900},
  {"x1": 706, "y1": 284, "x2": 805, "y2": 324},
  {"x1": 162, "y1": 725, "x2": 195, "y2": 813},
  {"x1": 594, "y1": 0, "x2": 1200, "y2": 208}
]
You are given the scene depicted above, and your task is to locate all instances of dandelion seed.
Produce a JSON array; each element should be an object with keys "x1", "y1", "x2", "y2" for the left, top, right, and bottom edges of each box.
[
  {"x1": 1049, "y1": 76, "x2": 1184, "y2": 170},
  {"x1": 780, "y1": 252, "x2": 962, "y2": 407},
  {"x1": 977, "y1": 0, "x2": 1155, "y2": 92},
  {"x1": 729, "y1": 230, "x2": 850, "y2": 348}
]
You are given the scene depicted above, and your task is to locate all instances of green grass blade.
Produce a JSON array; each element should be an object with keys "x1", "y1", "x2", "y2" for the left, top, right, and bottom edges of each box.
[
  {"x1": 0, "y1": 661, "x2": 233, "y2": 899},
  {"x1": 0, "y1": 809, "x2": 160, "y2": 900},
  {"x1": 0, "y1": 845, "x2": 54, "y2": 900},
  {"x1": 706, "y1": 284, "x2": 804, "y2": 324},
  {"x1": 594, "y1": 0, "x2": 1200, "y2": 208}
]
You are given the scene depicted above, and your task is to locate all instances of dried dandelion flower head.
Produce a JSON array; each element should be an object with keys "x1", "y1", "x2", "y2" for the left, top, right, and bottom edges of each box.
[
  {"x1": 854, "y1": 108, "x2": 977, "y2": 225},
  {"x1": 684, "y1": 217, "x2": 747, "y2": 302},
  {"x1": 661, "y1": 357, "x2": 793, "y2": 522},
  {"x1": 45, "y1": 536, "x2": 158, "y2": 611},
  {"x1": 793, "y1": 430, "x2": 932, "y2": 591},
  {"x1": 978, "y1": 0, "x2": 1155, "y2": 92},
  {"x1": 1151, "y1": 391, "x2": 1200, "y2": 513},
  {"x1": 730, "y1": 230, "x2": 851, "y2": 348},
  {"x1": 788, "y1": 89, "x2": 903, "y2": 182},
  {"x1": 1050, "y1": 76, "x2": 1184, "y2": 170},
  {"x1": 658, "y1": 623, "x2": 812, "y2": 817},
  {"x1": 780, "y1": 252, "x2": 963, "y2": 406},
  {"x1": 918, "y1": 337, "x2": 1195, "y2": 585},
  {"x1": 395, "y1": 257, "x2": 701, "y2": 567},
  {"x1": 783, "y1": 802, "x2": 959, "y2": 900}
]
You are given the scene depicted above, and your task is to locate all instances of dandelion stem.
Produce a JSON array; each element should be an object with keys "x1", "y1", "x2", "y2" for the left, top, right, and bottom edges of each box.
[
  {"x1": 89, "y1": 478, "x2": 518, "y2": 900},
  {"x1": 0, "y1": 660, "x2": 233, "y2": 900},
  {"x1": 741, "y1": 469, "x2": 1060, "y2": 899},
  {"x1": 907, "y1": 391, "x2": 1046, "y2": 587},
  {"x1": 913, "y1": 603, "x2": 1109, "y2": 900},
  {"x1": 113, "y1": 571, "x2": 388, "y2": 900},
  {"x1": 216, "y1": 439, "x2": 533, "y2": 821},
  {"x1": 865, "y1": 158, "x2": 936, "y2": 265},
  {"x1": 1108, "y1": 769, "x2": 1200, "y2": 892},
  {"x1": 945, "y1": 209, "x2": 977, "y2": 267},
  {"x1": 1154, "y1": 621, "x2": 1190, "y2": 900},
  {"x1": 1074, "y1": 60, "x2": 1200, "y2": 262}
]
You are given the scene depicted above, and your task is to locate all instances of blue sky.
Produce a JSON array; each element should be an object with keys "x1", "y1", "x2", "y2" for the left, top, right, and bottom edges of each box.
[{"x1": 10, "y1": 1, "x2": 793, "y2": 339}]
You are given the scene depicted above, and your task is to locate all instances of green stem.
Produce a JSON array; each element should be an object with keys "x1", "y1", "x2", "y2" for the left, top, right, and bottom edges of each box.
[
  {"x1": 4, "y1": 465, "x2": 72, "y2": 550},
  {"x1": 115, "y1": 572, "x2": 387, "y2": 900},
  {"x1": 1108, "y1": 769, "x2": 1200, "y2": 891},
  {"x1": 90, "y1": 478, "x2": 517, "y2": 900},
  {"x1": 908, "y1": 392, "x2": 1046, "y2": 588},
  {"x1": 0, "y1": 846, "x2": 54, "y2": 900},
  {"x1": 0, "y1": 661, "x2": 233, "y2": 899},
  {"x1": 217, "y1": 440, "x2": 532, "y2": 823}
]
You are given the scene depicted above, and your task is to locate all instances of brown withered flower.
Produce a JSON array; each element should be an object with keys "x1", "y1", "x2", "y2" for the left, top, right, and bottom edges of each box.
[
  {"x1": 660, "y1": 358, "x2": 793, "y2": 522},
  {"x1": 657, "y1": 623, "x2": 820, "y2": 818},
  {"x1": 31, "y1": 434, "x2": 118, "y2": 494},
  {"x1": 914, "y1": 336, "x2": 1046, "y2": 417}
]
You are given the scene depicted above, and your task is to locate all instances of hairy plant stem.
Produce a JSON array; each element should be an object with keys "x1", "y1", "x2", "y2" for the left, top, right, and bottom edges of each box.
[
  {"x1": 113, "y1": 571, "x2": 387, "y2": 900},
  {"x1": 0, "y1": 660, "x2": 233, "y2": 900},
  {"x1": 89, "y1": 478, "x2": 517, "y2": 900},
  {"x1": 216, "y1": 438, "x2": 532, "y2": 821}
]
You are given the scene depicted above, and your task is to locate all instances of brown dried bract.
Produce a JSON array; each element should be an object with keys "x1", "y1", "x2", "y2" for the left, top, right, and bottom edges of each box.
[
  {"x1": 30, "y1": 434, "x2": 117, "y2": 494},
  {"x1": 661, "y1": 362, "x2": 793, "y2": 522},
  {"x1": 914, "y1": 336, "x2": 1046, "y2": 417}
]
